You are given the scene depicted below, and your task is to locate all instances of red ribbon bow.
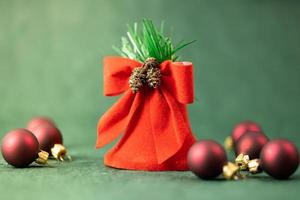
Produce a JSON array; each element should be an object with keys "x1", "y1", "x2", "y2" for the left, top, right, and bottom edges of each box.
[{"x1": 96, "y1": 56, "x2": 196, "y2": 169}]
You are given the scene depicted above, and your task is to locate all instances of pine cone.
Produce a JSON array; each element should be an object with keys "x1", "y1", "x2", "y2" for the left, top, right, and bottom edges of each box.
[
  {"x1": 128, "y1": 57, "x2": 161, "y2": 93},
  {"x1": 129, "y1": 68, "x2": 144, "y2": 93},
  {"x1": 144, "y1": 57, "x2": 160, "y2": 70},
  {"x1": 146, "y1": 67, "x2": 161, "y2": 88}
]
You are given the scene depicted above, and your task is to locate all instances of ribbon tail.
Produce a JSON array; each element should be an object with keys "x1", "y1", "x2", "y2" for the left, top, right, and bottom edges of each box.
[
  {"x1": 96, "y1": 90, "x2": 135, "y2": 148},
  {"x1": 108, "y1": 92, "x2": 144, "y2": 150},
  {"x1": 150, "y1": 88, "x2": 191, "y2": 164}
]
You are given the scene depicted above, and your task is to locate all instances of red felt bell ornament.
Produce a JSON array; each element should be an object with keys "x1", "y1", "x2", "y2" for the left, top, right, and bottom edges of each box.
[
  {"x1": 27, "y1": 116, "x2": 56, "y2": 132},
  {"x1": 260, "y1": 139, "x2": 299, "y2": 179},
  {"x1": 96, "y1": 20, "x2": 197, "y2": 171},
  {"x1": 1, "y1": 129, "x2": 49, "y2": 167},
  {"x1": 188, "y1": 140, "x2": 228, "y2": 179},
  {"x1": 235, "y1": 131, "x2": 268, "y2": 159}
]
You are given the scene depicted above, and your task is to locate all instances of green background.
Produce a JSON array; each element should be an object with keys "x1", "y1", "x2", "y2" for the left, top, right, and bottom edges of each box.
[{"x1": 0, "y1": 0, "x2": 299, "y2": 199}]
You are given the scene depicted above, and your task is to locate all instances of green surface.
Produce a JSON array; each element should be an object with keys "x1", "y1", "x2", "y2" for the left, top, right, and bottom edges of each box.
[{"x1": 0, "y1": 0, "x2": 300, "y2": 199}]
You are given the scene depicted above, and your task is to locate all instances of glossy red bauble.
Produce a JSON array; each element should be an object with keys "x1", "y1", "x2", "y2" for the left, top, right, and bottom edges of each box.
[
  {"x1": 187, "y1": 140, "x2": 227, "y2": 179},
  {"x1": 235, "y1": 132, "x2": 268, "y2": 159},
  {"x1": 260, "y1": 139, "x2": 299, "y2": 179},
  {"x1": 1, "y1": 129, "x2": 39, "y2": 167},
  {"x1": 231, "y1": 121, "x2": 262, "y2": 145},
  {"x1": 31, "y1": 124, "x2": 63, "y2": 153},
  {"x1": 27, "y1": 116, "x2": 56, "y2": 132}
]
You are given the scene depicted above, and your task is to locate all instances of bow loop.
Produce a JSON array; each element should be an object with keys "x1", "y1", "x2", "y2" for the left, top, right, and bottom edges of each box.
[
  {"x1": 160, "y1": 61, "x2": 194, "y2": 104},
  {"x1": 103, "y1": 57, "x2": 142, "y2": 96}
]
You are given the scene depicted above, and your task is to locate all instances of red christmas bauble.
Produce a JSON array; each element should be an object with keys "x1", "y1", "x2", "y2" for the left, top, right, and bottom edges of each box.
[
  {"x1": 187, "y1": 140, "x2": 227, "y2": 179},
  {"x1": 260, "y1": 139, "x2": 299, "y2": 179},
  {"x1": 1, "y1": 129, "x2": 39, "y2": 167},
  {"x1": 27, "y1": 116, "x2": 56, "y2": 132},
  {"x1": 31, "y1": 124, "x2": 63, "y2": 153},
  {"x1": 235, "y1": 131, "x2": 268, "y2": 159},
  {"x1": 231, "y1": 121, "x2": 262, "y2": 145}
]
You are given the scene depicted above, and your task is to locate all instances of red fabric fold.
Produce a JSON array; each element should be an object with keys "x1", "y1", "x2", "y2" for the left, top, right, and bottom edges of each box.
[
  {"x1": 160, "y1": 61, "x2": 194, "y2": 104},
  {"x1": 96, "y1": 90, "x2": 135, "y2": 148},
  {"x1": 103, "y1": 56, "x2": 142, "y2": 96},
  {"x1": 97, "y1": 57, "x2": 196, "y2": 171}
]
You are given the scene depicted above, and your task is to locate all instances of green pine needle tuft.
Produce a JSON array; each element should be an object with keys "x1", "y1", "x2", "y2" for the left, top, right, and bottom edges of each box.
[{"x1": 113, "y1": 19, "x2": 195, "y2": 63}]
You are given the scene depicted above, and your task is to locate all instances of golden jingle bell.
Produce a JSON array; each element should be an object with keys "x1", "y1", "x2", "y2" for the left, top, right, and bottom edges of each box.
[
  {"x1": 51, "y1": 144, "x2": 71, "y2": 161},
  {"x1": 235, "y1": 154, "x2": 262, "y2": 174},
  {"x1": 248, "y1": 159, "x2": 262, "y2": 174},
  {"x1": 235, "y1": 153, "x2": 250, "y2": 170},
  {"x1": 224, "y1": 136, "x2": 234, "y2": 150},
  {"x1": 35, "y1": 150, "x2": 49, "y2": 165},
  {"x1": 223, "y1": 162, "x2": 243, "y2": 180}
]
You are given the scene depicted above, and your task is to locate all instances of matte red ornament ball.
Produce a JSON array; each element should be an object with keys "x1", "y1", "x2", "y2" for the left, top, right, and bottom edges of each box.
[
  {"x1": 231, "y1": 121, "x2": 262, "y2": 145},
  {"x1": 260, "y1": 139, "x2": 299, "y2": 179},
  {"x1": 1, "y1": 129, "x2": 39, "y2": 167},
  {"x1": 187, "y1": 140, "x2": 228, "y2": 179},
  {"x1": 235, "y1": 131, "x2": 268, "y2": 159},
  {"x1": 31, "y1": 124, "x2": 63, "y2": 153},
  {"x1": 27, "y1": 116, "x2": 56, "y2": 132}
]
